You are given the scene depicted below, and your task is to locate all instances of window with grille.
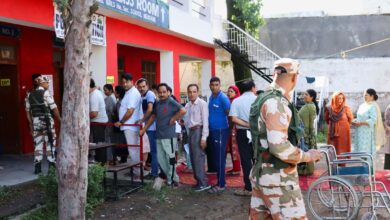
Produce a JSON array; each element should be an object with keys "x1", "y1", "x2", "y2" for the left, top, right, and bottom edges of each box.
[{"x1": 142, "y1": 61, "x2": 156, "y2": 85}]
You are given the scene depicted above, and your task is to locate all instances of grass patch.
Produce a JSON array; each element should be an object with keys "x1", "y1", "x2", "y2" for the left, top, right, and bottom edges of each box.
[
  {"x1": 21, "y1": 206, "x2": 56, "y2": 220},
  {"x1": 142, "y1": 182, "x2": 170, "y2": 202},
  {"x1": 20, "y1": 165, "x2": 105, "y2": 220},
  {"x1": 0, "y1": 186, "x2": 20, "y2": 204}
]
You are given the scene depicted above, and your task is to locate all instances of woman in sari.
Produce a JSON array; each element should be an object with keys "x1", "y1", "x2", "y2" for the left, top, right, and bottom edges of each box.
[
  {"x1": 298, "y1": 89, "x2": 318, "y2": 175},
  {"x1": 325, "y1": 92, "x2": 354, "y2": 154},
  {"x1": 226, "y1": 85, "x2": 241, "y2": 175}
]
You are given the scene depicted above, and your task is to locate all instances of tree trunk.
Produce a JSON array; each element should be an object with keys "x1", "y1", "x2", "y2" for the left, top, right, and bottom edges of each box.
[
  {"x1": 226, "y1": 0, "x2": 253, "y2": 91},
  {"x1": 57, "y1": 0, "x2": 94, "y2": 219}
]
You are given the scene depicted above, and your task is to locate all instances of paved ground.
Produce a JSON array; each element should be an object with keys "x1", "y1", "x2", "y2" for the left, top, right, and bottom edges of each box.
[{"x1": 0, "y1": 155, "x2": 43, "y2": 186}]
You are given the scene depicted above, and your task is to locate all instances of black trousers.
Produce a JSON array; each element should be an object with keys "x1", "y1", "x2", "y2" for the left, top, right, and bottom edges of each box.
[
  {"x1": 385, "y1": 154, "x2": 390, "y2": 170},
  {"x1": 91, "y1": 124, "x2": 107, "y2": 163},
  {"x1": 206, "y1": 136, "x2": 217, "y2": 172},
  {"x1": 236, "y1": 129, "x2": 254, "y2": 191}
]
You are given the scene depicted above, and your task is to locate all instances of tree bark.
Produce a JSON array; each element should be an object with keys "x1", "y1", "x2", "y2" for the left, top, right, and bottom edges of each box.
[
  {"x1": 226, "y1": 0, "x2": 253, "y2": 91},
  {"x1": 57, "y1": 0, "x2": 94, "y2": 219}
]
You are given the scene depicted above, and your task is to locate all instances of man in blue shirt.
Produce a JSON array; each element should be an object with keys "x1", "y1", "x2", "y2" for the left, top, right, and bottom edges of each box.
[
  {"x1": 137, "y1": 78, "x2": 158, "y2": 179},
  {"x1": 207, "y1": 77, "x2": 230, "y2": 194}
]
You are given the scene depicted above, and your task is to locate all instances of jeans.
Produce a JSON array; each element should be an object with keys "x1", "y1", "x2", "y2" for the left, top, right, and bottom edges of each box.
[{"x1": 147, "y1": 130, "x2": 158, "y2": 177}]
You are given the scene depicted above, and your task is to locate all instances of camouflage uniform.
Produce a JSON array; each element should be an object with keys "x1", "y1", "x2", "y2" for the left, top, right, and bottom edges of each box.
[
  {"x1": 250, "y1": 59, "x2": 312, "y2": 220},
  {"x1": 25, "y1": 86, "x2": 57, "y2": 164}
]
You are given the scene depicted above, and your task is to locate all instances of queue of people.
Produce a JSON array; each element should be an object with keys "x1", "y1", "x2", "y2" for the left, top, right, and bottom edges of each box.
[{"x1": 24, "y1": 58, "x2": 390, "y2": 219}]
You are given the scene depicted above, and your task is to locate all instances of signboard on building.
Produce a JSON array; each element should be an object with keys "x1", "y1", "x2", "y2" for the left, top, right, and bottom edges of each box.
[
  {"x1": 97, "y1": 0, "x2": 169, "y2": 29},
  {"x1": 0, "y1": 79, "x2": 11, "y2": 87},
  {"x1": 54, "y1": 5, "x2": 106, "y2": 46},
  {"x1": 106, "y1": 76, "x2": 115, "y2": 84},
  {"x1": 0, "y1": 24, "x2": 20, "y2": 38}
]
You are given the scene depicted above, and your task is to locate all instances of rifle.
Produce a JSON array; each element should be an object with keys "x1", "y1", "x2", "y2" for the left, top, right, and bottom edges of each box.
[{"x1": 43, "y1": 107, "x2": 55, "y2": 160}]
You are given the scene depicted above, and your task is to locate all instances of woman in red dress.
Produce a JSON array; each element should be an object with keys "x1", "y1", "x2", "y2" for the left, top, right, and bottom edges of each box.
[
  {"x1": 226, "y1": 85, "x2": 241, "y2": 175},
  {"x1": 325, "y1": 91, "x2": 354, "y2": 154}
]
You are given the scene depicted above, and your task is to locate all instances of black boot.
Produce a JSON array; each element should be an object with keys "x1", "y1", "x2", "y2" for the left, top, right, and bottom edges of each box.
[{"x1": 34, "y1": 162, "x2": 42, "y2": 174}]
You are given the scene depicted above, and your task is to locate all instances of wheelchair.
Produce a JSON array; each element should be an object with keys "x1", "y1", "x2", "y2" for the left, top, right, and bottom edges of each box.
[{"x1": 307, "y1": 145, "x2": 390, "y2": 220}]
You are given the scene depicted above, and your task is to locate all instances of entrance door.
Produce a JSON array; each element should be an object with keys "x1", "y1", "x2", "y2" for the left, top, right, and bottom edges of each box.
[{"x1": 0, "y1": 64, "x2": 19, "y2": 154}]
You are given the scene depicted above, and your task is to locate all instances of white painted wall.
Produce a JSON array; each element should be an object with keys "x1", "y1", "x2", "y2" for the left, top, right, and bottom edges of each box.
[
  {"x1": 160, "y1": 51, "x2": 174, "y2": 91},
  {"x1": 253, "y1": 57, "x2": 390, "y2": 112},
  {"x1": 262, "y1": 0, "x2": 390, "y2": 18},
  {"x1": 169, "y1": 5, "x2": 213, "y2": 44},
  {"x1": 90, "y1": 45, "x2": 107, "y2": 88},
  {"x1": 298, "y1": 58, "x2": 390, "y2": 93},
  {"x1": 201, "y1": 60, "x2": 212, "y2": 98}
]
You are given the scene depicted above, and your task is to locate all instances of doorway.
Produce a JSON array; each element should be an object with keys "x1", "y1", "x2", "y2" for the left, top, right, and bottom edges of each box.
[{"x1": 0, "y1": 43, "x2": 20, "y2": 154}]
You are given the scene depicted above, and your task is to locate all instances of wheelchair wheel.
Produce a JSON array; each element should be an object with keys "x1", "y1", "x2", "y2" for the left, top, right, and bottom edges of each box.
[
  {"x1": 361, "y1": 212, "x2": 377, "y2": 220},
  {"x1": 308, "y1": 176, "x2": 360, "y2": 220}
]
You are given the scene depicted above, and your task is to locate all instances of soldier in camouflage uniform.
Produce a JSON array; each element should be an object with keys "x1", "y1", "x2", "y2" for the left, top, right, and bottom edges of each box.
[
  {"x1": 25, "y1": 75, "x2": 61, "y2": 174},
  {"x1": 249, "y1": 58, "x2": 322, "y2": 220}
]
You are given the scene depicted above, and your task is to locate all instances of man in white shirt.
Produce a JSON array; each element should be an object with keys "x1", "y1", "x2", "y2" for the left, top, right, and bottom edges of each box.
[
  {"x1": 90, "y1": 78, "x2": 108, "y2": 163},
  {"x1": 184, "y1": 84, "x2": 210, "y2": 192},
  {"x1": 229, "y1": 80, "x2": 257, "y2": 196},
  {"x1": 115, "y1": 73, "x2": 143, "y2": 163}
]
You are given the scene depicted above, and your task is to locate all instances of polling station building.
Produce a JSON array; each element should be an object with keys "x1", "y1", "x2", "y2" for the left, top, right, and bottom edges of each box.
[{"x1": 0, "y1": 0, "x2": 217, "y2": 155}]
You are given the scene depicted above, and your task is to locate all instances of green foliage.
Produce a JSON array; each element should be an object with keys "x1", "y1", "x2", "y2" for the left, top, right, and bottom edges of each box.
[
  {"x1": 86, "y1": 164, "x2": 106, "y2": 216},
  {"x1": 21, "y1": 206, "x2": 57, "y2": 220},
  {"x1": 0, "y1": 186, "x2": 20, "y2": 204},
  {"x1": 54, "y1": 0, "x2": 69, "y2": 12},
  {"x1": 316, "y1": 126, "x2": 328, "y2": 143},
  {"x1": 228, "y1": 0, "x2": 265, "y2": 37},
  {"x1": 22, "y1": 165, "x2": 105, "y2": 219}
]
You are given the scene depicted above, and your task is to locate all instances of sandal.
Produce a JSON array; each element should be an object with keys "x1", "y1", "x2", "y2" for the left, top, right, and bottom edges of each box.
[
  {"x1": 227, "y1": 170, "x2": 240, "y2": 176},
  {"x1": 207, "y1": 185, "x2": 225, "y2": 194}
]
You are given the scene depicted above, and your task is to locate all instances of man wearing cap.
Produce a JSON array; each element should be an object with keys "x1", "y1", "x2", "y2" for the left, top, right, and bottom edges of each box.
[
  {"x1": 25, "y1": 75, "x2": 61, "y2": 174},
  {"x1": 249, "y1": 58, "x2": 322, "y2": 219}
]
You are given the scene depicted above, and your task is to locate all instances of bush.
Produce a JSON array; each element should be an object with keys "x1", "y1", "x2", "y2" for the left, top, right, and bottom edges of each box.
[
  {"x1": 316, "y1": 126, "x2": 328, "y2": 144},
  {"x1": 0, "y1": 186, "x2": 20, "y2": 204},
  {"x1": 22, "y1": 165, "x2": 105, "y2": 219}
]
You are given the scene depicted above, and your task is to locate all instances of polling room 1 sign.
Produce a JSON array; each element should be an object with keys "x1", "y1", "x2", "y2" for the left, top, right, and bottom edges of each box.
[{"x1": 97, "y1": 0, "x2": 169, "y2": 29}]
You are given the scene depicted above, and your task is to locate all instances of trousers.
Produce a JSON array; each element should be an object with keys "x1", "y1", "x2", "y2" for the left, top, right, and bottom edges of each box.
[
  {"x1": 157, "y1": 138, "x2": 179, "y2": 184},
  {"x1": 236, "y1": 129, "x2": 254, "y2": 191},
  {"x1": 250, "y1": 183, "x2": 307, "y2": 220},
  {"x1": 147, "y1": 130, "x2": 158, "y2": 177},
  {"x1": 209, "y1": 128, "x2": 229, "y2": 187},
  {"x1": 189, "y1": 127, "x2": 208, "y2": 187},
  {"x1": 90, "y1": 124, "x2": 107, "y2": 163},
  {"x1": 32, "y1": 116, "x2": 56, "y2": 163}
]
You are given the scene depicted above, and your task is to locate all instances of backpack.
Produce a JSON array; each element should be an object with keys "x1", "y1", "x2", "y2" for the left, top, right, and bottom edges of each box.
[{"x1": 249, "y1": 88, "x2": 304, "y2": 185}]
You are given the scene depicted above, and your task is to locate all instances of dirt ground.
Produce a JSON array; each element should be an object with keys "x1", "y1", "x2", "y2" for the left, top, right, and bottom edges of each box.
[
  {"x1": 0, "y1": 182, "x2": 43, "y2": 219},
  {"x1": 91, "y1": 183, "x2": 389, "y2": 220},
  {"x1": 1, "y1": 178, "x2": 389, "y2": 219}
]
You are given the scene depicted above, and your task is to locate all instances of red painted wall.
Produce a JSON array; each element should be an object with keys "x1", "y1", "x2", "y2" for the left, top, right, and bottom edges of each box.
[
  {"x1": 19, "y1": 26, "x2": 54, "y2": 154},
  {"x1": 1, "y1": 0, "x2": 216, "y2": 154},
  {"x1": 106, "y1": 17, "x2": 215, "y2": 98},
  {"x1": 0, "y1": 23, "x2": 56, "y2": 154},
  {"x1": 0, "y1": 0, "x2": 53, "y2": 28},
  {"x1": 117, "y1": 45, "x2": 160, "y2": 84}
]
